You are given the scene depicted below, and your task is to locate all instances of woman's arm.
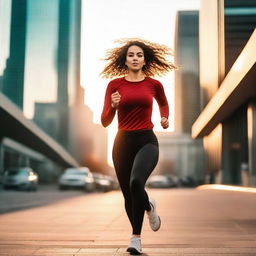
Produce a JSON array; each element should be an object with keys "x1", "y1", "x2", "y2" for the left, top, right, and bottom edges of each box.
[
  {"x1": 154, "y1": 81, "x2": 169, "y2": 129},
  {"x1": 101, "y1": 82, "x2": 117, "y2": 127}
]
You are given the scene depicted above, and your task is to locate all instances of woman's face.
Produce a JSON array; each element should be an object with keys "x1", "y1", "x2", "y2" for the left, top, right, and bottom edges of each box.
[{"x1": 125, "y1": 45, "x2": 145, "y2": 72}]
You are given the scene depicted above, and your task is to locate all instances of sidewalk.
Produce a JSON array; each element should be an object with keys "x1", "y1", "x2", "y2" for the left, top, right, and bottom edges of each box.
[{"x1": 0, "y1": 188, "x2": 256, "y2": 255}]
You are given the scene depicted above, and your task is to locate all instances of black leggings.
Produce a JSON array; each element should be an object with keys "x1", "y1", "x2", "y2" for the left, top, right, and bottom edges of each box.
[{"x1": 112, "y1": 129, "x2": 159, "y2": 235}]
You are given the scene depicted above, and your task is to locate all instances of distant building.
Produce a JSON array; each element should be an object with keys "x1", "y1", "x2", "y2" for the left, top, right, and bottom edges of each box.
[
  {"x1": 69, "y1": 100, "x2": 109, "y2": 173},
  {"x1": 155, "y1": 132, "x2": 205, "y2": 182},
  {"x1": 92, "y1": 124, "x2": 108, "y2": 164},
  {"x1": 34, "y1": 103, "x2": 59, "y2": 140},
  {"x1": 167, "y1": 10, "x2": 205, "y2": 182},
  {"x1": 1, "y1": 0, "x2": 27, "y2": 109},
  {"x1": 174, "y1": 11, "x2": 200, "y2": 134},
  {"x1": 69, "y1": 101, "x2": 94, "y2": 163}
]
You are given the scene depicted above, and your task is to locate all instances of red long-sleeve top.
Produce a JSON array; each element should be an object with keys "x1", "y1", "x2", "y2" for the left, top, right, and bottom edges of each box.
[{"x1": 101, "y1": 77, "x2": 169, "y2": 131}]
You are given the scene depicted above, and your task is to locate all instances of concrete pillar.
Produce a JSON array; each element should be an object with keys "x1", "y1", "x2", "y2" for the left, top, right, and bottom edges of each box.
[
  {"x1": 0, "y1": 142, "x2": 4, "y2": 179},
  {"x1": 247, "y1": 99, "x2": 256, "y2": 186},
  {"x1": 221, "y1": 105, "x2": 248, "y2": 185}
]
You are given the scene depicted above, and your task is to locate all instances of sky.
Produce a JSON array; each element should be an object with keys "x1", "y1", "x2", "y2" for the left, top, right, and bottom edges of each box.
[{"x1": 81, "y1": 0, "x2": 200, "y2": 162}]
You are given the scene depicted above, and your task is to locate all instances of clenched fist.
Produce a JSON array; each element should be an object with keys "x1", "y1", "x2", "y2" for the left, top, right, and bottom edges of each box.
[
  {"x1": 161, "y1": 117, "x2": 169, "y2": 129},
  {"x1": 111, "y1": 91, "x2": 121, "y2": 108}
]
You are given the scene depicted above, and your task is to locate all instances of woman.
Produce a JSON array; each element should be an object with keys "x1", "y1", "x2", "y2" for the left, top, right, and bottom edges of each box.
[{"x1": 101, "y1": 38, "x2": 175, "y2": 255}]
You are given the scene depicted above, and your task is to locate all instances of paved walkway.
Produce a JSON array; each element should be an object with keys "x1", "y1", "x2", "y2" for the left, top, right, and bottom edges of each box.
[{"x1": 0, "y1": 187, "x2": 256, "y2": 255}]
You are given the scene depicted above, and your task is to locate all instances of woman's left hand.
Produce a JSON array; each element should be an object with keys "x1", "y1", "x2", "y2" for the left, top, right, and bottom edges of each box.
[{"x1": 161, "y1": 117, "x2": 169, "y2": 129}]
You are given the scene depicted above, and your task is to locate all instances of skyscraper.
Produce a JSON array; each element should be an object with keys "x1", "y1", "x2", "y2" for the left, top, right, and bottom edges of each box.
[
  {"x1": 174, "y1": 11, "x2": 200, "y2": 134},
  {"x1": 165, "y1": 10, "x2": 205, "y2": 182},
  {"x1": 2, "y1": 0, "x2": 27, "y2": 109}
]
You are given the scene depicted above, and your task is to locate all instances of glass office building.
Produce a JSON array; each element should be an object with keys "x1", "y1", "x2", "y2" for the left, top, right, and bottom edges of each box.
[
  {"x1": 172, "y1": 10, "x2": 205, "y2": 182},
  {"x1": 0, "y1": 0, "x2": 82, "y2": 139},
  {"x1": 0, "y1": 0, "x2": 82, "y2": 181}
]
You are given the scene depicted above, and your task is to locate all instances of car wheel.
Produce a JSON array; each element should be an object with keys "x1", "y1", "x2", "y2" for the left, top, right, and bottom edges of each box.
[
  {"x1": 27, "y1": 185, "x2": 33, "y2": 192},
  {"x1": 84, "y1": 186, "x2": 89, "y2": 192}
]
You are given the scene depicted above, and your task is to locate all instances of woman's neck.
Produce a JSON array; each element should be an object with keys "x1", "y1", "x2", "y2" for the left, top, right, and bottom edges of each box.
[{"x1": 125, "y1": 71, "x2": 145, "y2": 82}]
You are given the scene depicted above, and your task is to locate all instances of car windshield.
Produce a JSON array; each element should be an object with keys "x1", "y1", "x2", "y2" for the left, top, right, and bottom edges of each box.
[
  {"x1": 65, "y1": 169, "x2": 87, "y2": 176},
  {"x1": 93, "y1": 173, "x2": 102, "y2": 180},
  {"x1": 6, "y1": 169, "x2": 28, "y2": 176},
  {"x1": 150, "y1": 176, "x2": 168, "y2": 182}
]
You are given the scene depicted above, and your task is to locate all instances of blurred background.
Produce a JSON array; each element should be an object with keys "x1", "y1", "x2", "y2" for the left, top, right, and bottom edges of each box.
[{"x1": 0, "y1": 0, "x2": 256, "y2": 194}]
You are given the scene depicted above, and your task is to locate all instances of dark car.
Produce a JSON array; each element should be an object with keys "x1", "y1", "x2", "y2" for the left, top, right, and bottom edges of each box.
[
  {"x1": 3, "y1": 167, "x2": 38, "y2": 191},
  {"x1": 92, "y1": 173, "x2": 113, "y2": 192},
  {"x1": 179, "y1": 176, "x2": 197, "y2": 187}
]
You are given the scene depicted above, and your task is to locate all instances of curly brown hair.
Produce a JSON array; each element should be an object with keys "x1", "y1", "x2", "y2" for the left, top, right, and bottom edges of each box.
[{"x1": 100, "y1": 38, "x2": 176, "y2": 79}]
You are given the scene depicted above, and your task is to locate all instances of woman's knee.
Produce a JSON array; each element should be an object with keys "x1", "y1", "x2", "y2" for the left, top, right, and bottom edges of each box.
[{"x1": 130, "y1": 178, "x2": 144, "y2": 194}]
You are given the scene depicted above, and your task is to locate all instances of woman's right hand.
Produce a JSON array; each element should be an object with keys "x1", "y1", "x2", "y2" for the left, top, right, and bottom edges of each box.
[{"x1": 111, "y1": 91, "x2": 121, "y2": 108}]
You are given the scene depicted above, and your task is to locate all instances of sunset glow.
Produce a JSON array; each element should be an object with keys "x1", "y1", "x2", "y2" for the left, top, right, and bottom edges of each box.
[{"x1": 197, "y1": 184, "x2": 256, "y2": 193}]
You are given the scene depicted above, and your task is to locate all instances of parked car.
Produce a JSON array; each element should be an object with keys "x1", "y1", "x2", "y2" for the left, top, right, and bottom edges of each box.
[
  {"x1": 165, "y1": 174, "x2": 180, "y2": 188},
  {"x1": 58, "y1": 167, "x2": 95, "y2": 192},
  {"x1": 3, "y1": 167, "x2": 38, "y2": 191},
  {"x1": 179, "y1": 176, "x2": 197, "y2": 187},
  {"x1": 92, "y1": 172, "x2": 113, "y2": 192},
  {"x1": 108, "y1": 176, "x2": 120, "y2": 190},
  {"x1": 146, "y1": 175, "x2": 176, "y2": 189}
]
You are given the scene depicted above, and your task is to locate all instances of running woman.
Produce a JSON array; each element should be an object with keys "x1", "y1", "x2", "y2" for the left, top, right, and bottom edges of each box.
[{"x1": 101, "y1": 38, "x2": 175, "y2": 255}]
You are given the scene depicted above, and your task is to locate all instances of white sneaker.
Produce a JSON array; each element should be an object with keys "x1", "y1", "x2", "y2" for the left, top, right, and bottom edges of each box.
[
  {"x1": 126, "y1": 237, "x2": 142, "y2": 255},
  {"x1": 146, "y1": 198, "x2": 161, "y2": 231}
]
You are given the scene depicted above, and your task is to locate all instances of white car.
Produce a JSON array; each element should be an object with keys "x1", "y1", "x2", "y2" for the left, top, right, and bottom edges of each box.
[
  {"x1": 58, "y1": 167, "x2": 95, "y2": 192},
  {"x1": 3, "y1": 167, "x2": 38, "y2": 191}
]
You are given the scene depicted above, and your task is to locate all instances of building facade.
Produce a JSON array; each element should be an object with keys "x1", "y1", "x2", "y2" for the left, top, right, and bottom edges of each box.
[
  {"x1": 192, "y1": 0, "x2": 256, "y2": 186},
  {"x1": 175, "y1": 11, "x2": 200, "y2": 134},
  {"x1": 155, "y1": 132, "x2": 205, "y2": 183},
  {"x1": 169, "y1": 10, "x2": 205, "y2": 182}
]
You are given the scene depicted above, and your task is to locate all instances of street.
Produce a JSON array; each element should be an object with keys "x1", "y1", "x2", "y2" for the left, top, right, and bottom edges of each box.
[
  {"x1": 0, "y1": 185, "x2": 87, "y2": 214},
  {"x1": 0, "y1": 187, "x2": 256, "y2": 255}
]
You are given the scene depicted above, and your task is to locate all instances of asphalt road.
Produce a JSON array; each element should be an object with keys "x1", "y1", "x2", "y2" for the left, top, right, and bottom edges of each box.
[{"x1": 0, "y1": 184, "x2": 88, "y2": 214}]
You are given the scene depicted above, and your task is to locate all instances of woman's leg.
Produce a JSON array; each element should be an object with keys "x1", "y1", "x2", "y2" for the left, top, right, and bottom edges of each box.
[
  {"x1": 129, "y1": 143, "x2": 159, "y2": 235},
  {"x1": 112, "y1": 134, "x2": 135, "y2": 226}
]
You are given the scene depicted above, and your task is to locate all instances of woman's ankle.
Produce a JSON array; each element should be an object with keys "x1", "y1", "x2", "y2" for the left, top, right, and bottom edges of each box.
[{"x1": 132, "y1": 234, "x2": 141, "y2": 238}]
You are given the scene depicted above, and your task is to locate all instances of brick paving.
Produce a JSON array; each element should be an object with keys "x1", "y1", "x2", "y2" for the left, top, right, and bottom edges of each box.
[{"x1": 0, "y1": 187, "x2": 256, "y2": 255}]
